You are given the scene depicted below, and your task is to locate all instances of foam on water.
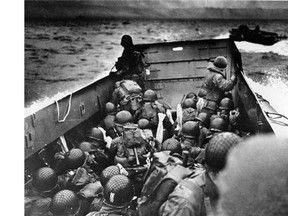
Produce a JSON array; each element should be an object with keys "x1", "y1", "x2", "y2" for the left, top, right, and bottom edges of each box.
[
  {"x1": 235, "y1": 40, "x2": 288, "y2": 56},
  {"x1": 245, "y1": 74, "x2": 288, "y2": 118}
]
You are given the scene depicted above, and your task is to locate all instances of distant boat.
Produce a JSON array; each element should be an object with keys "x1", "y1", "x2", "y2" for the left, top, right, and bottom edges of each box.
[{"x1": 229, "y1": 25, "x2": 287, "y2": 45}]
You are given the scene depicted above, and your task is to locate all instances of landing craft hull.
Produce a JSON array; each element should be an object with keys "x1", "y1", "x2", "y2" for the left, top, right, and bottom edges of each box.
[{"x1": 24, "y1": 38, "x2": 286, "y2": 185}]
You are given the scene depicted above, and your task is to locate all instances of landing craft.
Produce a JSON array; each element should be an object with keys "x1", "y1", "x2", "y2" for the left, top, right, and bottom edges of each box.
[
  {"x1": 24, "y1": 38, "x2": 288, "y2": 195},
  {"x1": 229, "y1": 25, "x2": 287, "y2": 46}
]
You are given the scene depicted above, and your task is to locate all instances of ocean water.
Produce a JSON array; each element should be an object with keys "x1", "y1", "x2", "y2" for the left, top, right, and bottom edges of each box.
[{"x1": 25, "y1": 19, "x2": 288, "y2": 117}]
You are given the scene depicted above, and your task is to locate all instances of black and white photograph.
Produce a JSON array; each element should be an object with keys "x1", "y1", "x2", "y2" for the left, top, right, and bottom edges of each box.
[{"x1": 22, "y1": 0, "x2": 288, "y2": 215}]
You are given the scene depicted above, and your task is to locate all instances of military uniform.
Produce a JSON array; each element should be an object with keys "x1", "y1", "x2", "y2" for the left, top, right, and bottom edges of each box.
[{"x1": 159, "y1": 171, "x2": 219, "y2": 216}]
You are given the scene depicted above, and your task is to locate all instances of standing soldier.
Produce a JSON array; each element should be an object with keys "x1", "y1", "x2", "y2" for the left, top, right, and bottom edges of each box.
[
  {"x1": 197, "y1": 56, "x2": 237, "y2": 115},
  {"x1": 159, "y1": 132, "x2": 241, "y2": 216},
  {"x1": 113, "y1": 35, "x2": 146, "y2": 88}
]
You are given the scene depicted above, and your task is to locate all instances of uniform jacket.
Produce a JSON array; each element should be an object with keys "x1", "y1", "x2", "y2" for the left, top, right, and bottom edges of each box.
[
  {"x1": 158, "y1": 171, "x2": 219, "y2": 216},
  {"x1": 198, "y1": 63, "x2": 236, "y2": 103}
]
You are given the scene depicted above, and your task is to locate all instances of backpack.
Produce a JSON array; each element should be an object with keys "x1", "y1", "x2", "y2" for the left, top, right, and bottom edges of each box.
[
  {"x1": 115, "y1": 80, "x2": 142, "y2": 112},
  {"x1": 137, "y1": 151, "x2": 193, "y2": 216}
]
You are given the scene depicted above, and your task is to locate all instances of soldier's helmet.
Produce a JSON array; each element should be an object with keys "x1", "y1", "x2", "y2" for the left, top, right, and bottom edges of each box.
[
  {"x1": 219, "y1": 97, "x2": 234, "y2": 111},
  {"x1": 86, "y1": 127, "x2": 105, "y2": 143},
  {"x1": 182, "y1": 98, "x2": 197, "y2": 109},
  {"x1": 120, "y1": 35, "x2": 133, "y2": 48},
  {"x1": 33, "y1": 167, "x2": 58, "y2": 192},
  {"x1": 137, "y1": 118, "x2": 150, "y2": 129},
  {"x1": 100, "y1": 165, "x2": 121, "y2": 187},
  {"x1": 114, "y1": 110, "x2": 133, "y2": 126},
  {"x1": 104, "y1": 175, "x2": 134, "y2": 207},
  {"x1": 105, "y1": 102, "x2": 117, "y2": 114},
  {"x1": 210, "y1": 117, "x2": 227, "y2": 133},
  {"x1": 186, "y1": 92, "x2": 197, "y2": 99},
  {"x1": 195, "y1": 112, "x2": 211, "y2": 128},
  {"x1": 161, "y1": 138, "x2": 182, "y2": 155},
  {"x1": 143, "y1": 89, "x2": 157, "y2": 102},
  {"x1": 181, "y1": 121, "x2": 200, "y2": 138},
  {"x1": 205, "y1": 132, "x2": 241, "y2": 172},
  {"x1": 78, "y1": 141, "x2": 96, "y2": 153},
  {"x1": 50, "y1": 189, "x2": 79, "y2": 216},
  {"x1": 64, "y1": 148, "x2": 86, "y2": 170},
  {"x1": 213, "y1": 56, "x2": 228, "y2": 69}
]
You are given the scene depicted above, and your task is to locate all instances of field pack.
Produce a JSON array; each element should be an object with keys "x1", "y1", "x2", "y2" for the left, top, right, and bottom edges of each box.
[{"x1": 137, "y1": 151, "x2": 193, "y2": 216}]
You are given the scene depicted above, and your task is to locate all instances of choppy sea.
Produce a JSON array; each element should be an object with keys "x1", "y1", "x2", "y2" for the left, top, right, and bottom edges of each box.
[{"x1": 25, "y1": 19, "x2": 288, "y2": 117}]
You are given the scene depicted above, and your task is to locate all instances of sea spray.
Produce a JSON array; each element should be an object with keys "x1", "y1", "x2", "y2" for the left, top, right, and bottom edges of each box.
[{"x1": 245, "y1": 71, "x2": 288, "y2": 118}]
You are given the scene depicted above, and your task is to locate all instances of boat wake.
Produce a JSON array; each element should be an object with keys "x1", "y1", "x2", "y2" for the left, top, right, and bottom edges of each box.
[
  {"x1": 235, "y1": 40, "x2": 288, "y2": 56},
  {"x1": 246, "y1": 75, "x2": 288, "y2": 118}
]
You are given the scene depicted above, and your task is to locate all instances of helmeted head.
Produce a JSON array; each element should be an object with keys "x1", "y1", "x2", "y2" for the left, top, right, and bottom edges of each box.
[
  {"x1": 50, "y1": 189, "x2": 80, "y2": 216},
  {"x1": 64, "y1": 148, "x2": 86, "y2": 170},
  {"x1": 143, "y1": 89, "x2": 157, "y2": 102},
  {"x1": 85, "y1": 127, "x2": 106, "y2": 148},
  {"x1": 181, "y1": 121, "x2": 200, "y2": 139},
  {"x1": 213, "y1": 56, "x2": 228, "y2": 70},
  {"x1": 105, "y1": 102, "x2": 117, "y2": 115},
  {"x1": 137, "y1": 118, "x2": 150, "y2": 129},
  {"x1": 104, "y1": 175, "x2": 134, "y2": 208},
  {"x1": 182, "y1": 98, "x2": 197, "y2": 109},
  {"x1": 33, "y1": 167, "x2": 58, "y2": 192},
  {"x1": 78, "y1": 141, "x2": 97, "y2": 153},
  {"x1": 114, "y1": 110, "x2": 133, "y2": 134},
  {"x1": 210, "y1": 117, "x2": 227, "y2": 133},
  {"x1": 161, "y1": 138, "x2": 182, "y2": 155},
  {"x1": 186, "y1": 92, "x2": 197, "y2": 100},
  {"x1": 100, "y1": 165, "x2": 121, "y2": 187},
  {"x1": 120, "y1": 35, "x2": 133, "y2": 49},
  {"x1": 219, "y1": 97, "x2": 234, "y2": 111},
  {"x1": 205, "y1": 132, "x2": 241, "y2": 173},
  {"x1": 195, "y1": 111, "x2": 211, "y2": 128}
]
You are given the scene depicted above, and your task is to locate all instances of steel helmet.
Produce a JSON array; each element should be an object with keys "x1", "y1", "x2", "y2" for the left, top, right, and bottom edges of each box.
[
  {"x1": 137, "y1": 118, "x2": 150, "y2": 129},
  {"x1": 86, "y1": 127, "x2": 105, "y2": 142},
  {"x1": 104, "y1": 175, "x2": 134, "y2": 207},
  {"x1": 181, "y1": 121, "x2": 200, "y2": 139},
  {"x1": 64, "y1": 148, "x2": 86, "y2": 170},
  {"x1": 213, "y1": 56, "x2": 228, "y2": 69},
  {"x1": 100, "y1": 165, "x2": 121, "y2": 187},
  {"x1": 143, "y1": 89, "x2": 157, "y2": 102},
  {"x1": 205, "y1": 132, "x2": 241, "y2": 172},
  {"x1": 161, "y1": 138, "x2": 182, "y2": 155},
  {"x1": 182, "y1": 98, "x2": 197, "y2": 109},
  {"x1": 120, "y1": 35, "x2": 133, "y2": 48},
  {"x1": 219, "y1": 97, "x2": 234, "y2": 111},
  {"x1": 78, "y1": 141, "x2": 96, "y2": 153},
  {"x1": 186, "y1": 92, "x2": 197, "y2": 99},
  {"x1": 32, "y1": 167, "x2": 58, "y2": 192},
  {"x1": 114, "y1": 110, "x2": 133, "y2": 126},
  {"x1": 105, "y1": 102, "x2": 116, "y2": 114},
  {"x1": 50, "y1": 189, "x2": 79, "y2": 216},
  {"x1": 210, "y1": 117, "x2": 227, "y2": 133},
  {"x1": 195, "y1": 112, "x2": 211, "y2": 128}
]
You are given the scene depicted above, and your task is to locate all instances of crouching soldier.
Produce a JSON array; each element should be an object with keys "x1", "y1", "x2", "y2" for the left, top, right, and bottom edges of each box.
[
  {"x1": 179, "y1": 121, "x2": 202, "y2": 167},
  {"x1": 134, "y1": 89, "x2": 172, "y2": 140},
  {"x1": 57, "y1": 148, "x2": 98, "y2": 192},
  {"x1": 84, "y1": 127, "x2": 111, "y2": 175},
  {"x1": 87, "y1": 175, "x2": 135, "y2": 216},
  {"x1": 109, "y1": 120, "x2": 152, "y2": 196},
  {"x1": 159, "y1": 132, "x2": 241, "y2": 216},
  {"x1": 25, "y1": 167, "x2": 59, "y2": 216},
  {"x1": 100, "y1": 102, "x2": 118, "y2": 139}
]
